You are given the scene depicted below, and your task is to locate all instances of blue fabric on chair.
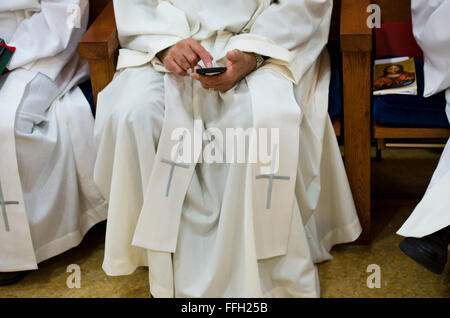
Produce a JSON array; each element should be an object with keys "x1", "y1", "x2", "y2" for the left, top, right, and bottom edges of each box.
[
  {"x1": 373, "y1": 59, "x2": 449, "y2": 128},
  {"x1": 328, "y1": 59, "x2": 342, "y2": 118},
  {"x1": 78, "y1": 80, "x2": 95, "y2": 115}
]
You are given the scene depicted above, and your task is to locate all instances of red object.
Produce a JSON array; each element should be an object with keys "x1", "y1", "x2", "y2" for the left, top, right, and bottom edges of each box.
[
  {"x1": 375, "y1": 22, "x2": 423, "y2": 58},
  {"x1": 0, "y1": 43, "x2": 16, "y2": 52}
]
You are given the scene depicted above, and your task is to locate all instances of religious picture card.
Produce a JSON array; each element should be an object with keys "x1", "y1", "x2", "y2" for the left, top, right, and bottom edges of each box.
[{"x1": 373, "y1": 57, "x2": 417, "y2": 96}]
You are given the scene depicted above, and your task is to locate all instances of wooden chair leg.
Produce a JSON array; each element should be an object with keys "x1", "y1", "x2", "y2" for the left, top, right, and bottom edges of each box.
[{"x1": 343, "y1": 51, "x2": 372, "y2": 243}]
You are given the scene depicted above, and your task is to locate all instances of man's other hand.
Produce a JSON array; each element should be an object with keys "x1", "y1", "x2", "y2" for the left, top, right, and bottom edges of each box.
[{"x1": 157, "y1": 38, "x2": 213, "y2": 76}]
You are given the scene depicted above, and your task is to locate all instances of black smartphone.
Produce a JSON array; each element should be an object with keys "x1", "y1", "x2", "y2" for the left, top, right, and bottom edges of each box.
[{"x1": 196, "y1": 67, "x2": 227, "y2": 76}]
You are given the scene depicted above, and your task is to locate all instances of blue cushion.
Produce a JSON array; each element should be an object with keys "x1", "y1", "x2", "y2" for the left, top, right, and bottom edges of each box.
[
  {"x1": 328, "y1": 60, "x2": 342, "y2": 118},
  {"x1": 78, "y1": 80, "x2": 95, "y2": 115},
  {"x1": 373, "y1": 59, "x2": 449, "y2": 128}
]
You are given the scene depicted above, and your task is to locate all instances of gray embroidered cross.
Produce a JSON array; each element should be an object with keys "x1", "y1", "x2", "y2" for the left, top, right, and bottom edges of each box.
[
  {"x1": 161, "y1": 133, "x2": 190, "y2": 197},
  {"x1": 0, "y1": 180, "x2": 18, "y2": 232},
  {"x1": 255, "y1": 145, "x2": 290, "y2": 209}
]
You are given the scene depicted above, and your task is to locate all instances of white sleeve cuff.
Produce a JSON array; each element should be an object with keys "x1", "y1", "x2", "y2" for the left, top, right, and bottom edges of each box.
[
  {"x1": 116, "y1": 36, "x2": 182, "y2": 70},
  {"x1": 218, "y1": 33, "x2": 300, "y2": 83}
]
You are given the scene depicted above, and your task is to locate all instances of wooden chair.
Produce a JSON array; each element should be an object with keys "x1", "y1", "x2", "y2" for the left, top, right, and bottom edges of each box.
[{"x1": 341, "y1": 0, "x2": 450, "y2": 243}]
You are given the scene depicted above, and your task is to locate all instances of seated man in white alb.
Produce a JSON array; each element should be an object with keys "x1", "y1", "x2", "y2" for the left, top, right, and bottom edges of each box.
[
  {"x1": 94, "y1": 0, "x2": 362, "y2": 297},
  {"x1": 398, "y1": 0, "x2": 450, "y2": 275},
  {"x1": 0, "y1": 0, "x2": 107, "y2": 285}
]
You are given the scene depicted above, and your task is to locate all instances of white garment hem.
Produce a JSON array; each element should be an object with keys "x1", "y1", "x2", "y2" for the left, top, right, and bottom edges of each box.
[
  {"x1": 102, "y1": 259, "x2": 143, "y2": 277},
  {"x1": 319, "y1": 217, "x2": 362, "y2": 257},
  {"x1": 34, "y1": 201, "x2": 108, "y2": 264},
  {"x1": 262, "y1": 286, "x2": 319, "y2": 298},
  {"x1": 151, "y1": 287, "x2": 320, "y2": 298},
  {"x1": 150, "y1": 284, "x2": 174, "y2": 298},
  {"x1": 103, "y1": 217, "x2": 363, "y2": 277}
]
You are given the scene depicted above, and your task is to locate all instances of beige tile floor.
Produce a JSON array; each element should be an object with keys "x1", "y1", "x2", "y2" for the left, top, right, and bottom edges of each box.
[{"x1": 0, "y1": 149, "x2": 449, "y2": 298}]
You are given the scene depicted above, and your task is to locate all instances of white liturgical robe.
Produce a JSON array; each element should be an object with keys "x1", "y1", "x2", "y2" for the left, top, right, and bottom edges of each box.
[
  {"x1": 397, "y1": 0, "x2": 450, "y2": 238},
  {"x1": 95, "y1": 0, "x2": 362, "y2": 297},
  {"x1": 0, "y1": 0, "x2": 107, "y2": 271}
]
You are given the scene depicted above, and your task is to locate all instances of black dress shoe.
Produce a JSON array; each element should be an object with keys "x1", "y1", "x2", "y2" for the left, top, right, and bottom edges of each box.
[
  {"x1": 0, "y1": 271, "x2": 30, "y2": 286},
  {"x1": 399, "y1": 226, "x2": 450, "y2": 274}
]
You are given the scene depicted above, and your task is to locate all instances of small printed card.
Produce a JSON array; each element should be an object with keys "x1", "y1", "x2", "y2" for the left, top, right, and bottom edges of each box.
[{"x1": 373, "y1": 57, "x2": 417, "y2": 96}]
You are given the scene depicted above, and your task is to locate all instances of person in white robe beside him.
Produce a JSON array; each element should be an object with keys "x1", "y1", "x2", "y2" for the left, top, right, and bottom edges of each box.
[
  {"x1": 94, "y1": 0, "x2": 362, "y2": 297},
  {"x1": 397, "y1": 0, "x2": 450, "y2": 275},
  {"x1": 0, "y1": 0, "x2": 107, "y2": 285}
]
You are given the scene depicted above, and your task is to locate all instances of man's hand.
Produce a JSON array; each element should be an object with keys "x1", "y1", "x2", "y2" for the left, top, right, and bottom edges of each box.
[
  {"x1": 190, "y1": 49, "x2": 257, "y2": 93},
  {"x1": 157, "y1": 38, "x2": 213, "y2": 76}
]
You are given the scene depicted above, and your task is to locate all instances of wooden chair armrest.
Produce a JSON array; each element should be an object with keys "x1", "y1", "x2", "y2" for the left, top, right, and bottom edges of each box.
[
  {"x1": 79, "y1": 0, "x2": 118, "y2": 60},
  {"x1": 78, "y1": 1, "x2": 118, "y2": 108},
  {"x1": 340, "y1": 0, "x2": 372, "y2": 52}
]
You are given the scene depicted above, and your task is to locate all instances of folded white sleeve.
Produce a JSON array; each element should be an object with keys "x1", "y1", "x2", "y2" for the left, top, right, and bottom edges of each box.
[
  {"x1": 113, "y1": 0, "x2": 191, "y2": 70},
  {"x1": 224, "y1": 0, "x2": 333, "y2": 84},
  {"x1": 7, "y1": 0, "x2": 88, "y2": 73}
]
